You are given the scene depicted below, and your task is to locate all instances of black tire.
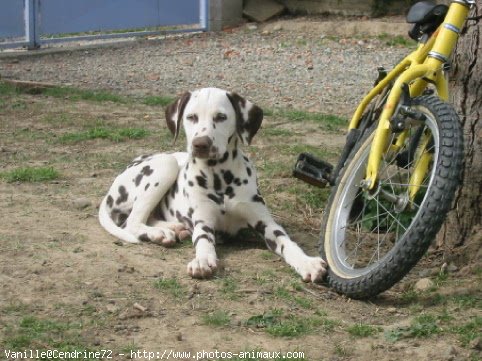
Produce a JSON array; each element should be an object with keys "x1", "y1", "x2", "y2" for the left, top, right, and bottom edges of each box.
[{"x1": 320, "y1": 95, "x2": 464, "y2": 299}]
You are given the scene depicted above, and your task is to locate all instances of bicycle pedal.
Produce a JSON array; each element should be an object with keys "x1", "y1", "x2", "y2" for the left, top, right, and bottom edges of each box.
[{"x1": 293, "y1": 153, "x2": 334, "y2": 188}]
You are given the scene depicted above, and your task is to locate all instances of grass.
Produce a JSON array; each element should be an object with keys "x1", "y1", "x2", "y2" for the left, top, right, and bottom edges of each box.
[
  {"x1": 377, "y1": 33, "x2": 416, "y2": 48},
  {"x1": 347, "y1": 323, "x2": 382, "y2": 337},
  {"x1": 57, "y1": 127, "x2": 150, "y2": 144},
  {"x1": 451, "y1": 316, "x2": 482, "y2": 346},
  {"x1": 0, "y1": 166, "x2": 60, "y2": 183},
  {"x1": 218, "y1": 277, "x2": 240, "y2": 300},
  {"x1": 142, "y1": 95, "x2": 175, "y2": 107},
  {"x1": 246, "y1": 310, "x2": 334, "y2": 338},
  {"x1": 201, "y1": 310, "x2": 231, "y2": 327},
  {"x1": 271, "y1": 109, "x2": 347, "y2": 130},
  {"x1": 153, "y1": 278, "x2": 185, "y2": 298},
  {"x1": 3, "y1": 315, "x2": 96, "y2": 357},
  {"x1": 43, "y1": 86, "x2": 127, "y2": 103}
]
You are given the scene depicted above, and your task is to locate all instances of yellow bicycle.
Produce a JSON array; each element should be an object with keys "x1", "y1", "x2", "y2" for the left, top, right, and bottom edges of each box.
[{"x1": 294, "y1": 0, "x2": 478, "y2": 298}]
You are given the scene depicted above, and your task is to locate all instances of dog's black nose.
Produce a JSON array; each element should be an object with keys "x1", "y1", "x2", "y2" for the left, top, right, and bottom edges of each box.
[{"x1": 192, "y1": 136, "x2": 213, "y2": 158}]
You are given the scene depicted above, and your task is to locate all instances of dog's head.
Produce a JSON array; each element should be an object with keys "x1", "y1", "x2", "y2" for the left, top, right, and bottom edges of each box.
[{"x1": 165, "y1": 88, "x2": 263, "y2": 160}]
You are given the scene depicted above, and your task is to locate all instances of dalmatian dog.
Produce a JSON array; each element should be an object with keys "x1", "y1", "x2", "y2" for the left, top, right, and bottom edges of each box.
[{"x1": 99, "y1": 88, "x2": 327, "y2": 282}]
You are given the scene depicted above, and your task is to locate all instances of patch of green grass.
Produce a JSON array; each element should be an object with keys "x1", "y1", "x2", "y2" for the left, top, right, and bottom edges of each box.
[
  {"x1": 273, "y1": 286, "x2": 313, "y2": 308},
  {"x1": 247, "y1": 309, "x2": 322, "y2": 337},
  {"x1": 273, "y1": 109, "x2": 347, "y2": 130},
  {"x1": 385, "y1": 313, "x2": 443, "y2": 341},
  {"x1": 0, "y1": 81, "x2": 19, "y2": 95},
  {"x1": 377, "y1": 33, "x2": 416, "y2": 47},
  {"x1": 142, "y1": 95, "x2": 175, "y2": 107},
  {"x1": 218, "y1": 277, "x2": 240, "y2": 300},
  {"x1": 57, "y1": 127, "x2": 150, "y2": 144},
  {"x1": 334, "y1": 342, "x2": 352, "y2": 357},
  {"x1": 450, "y1": 316, "x2": 482, "y2": 347},
  {"x1": 202, "y1": 310, "x2": 231, "y2": 327},
  {"x1": 3, "y1": 315, "x2": 94, "y2": 356},
  {"x1": 451, "y1": 294, "x2": 481, "y2": 308},
  {"x1": 401, "y1": 289, "x2": 419, "y2": 304},
  {"x1": 0, "y1": 166, "x2": 59, "y2": 183},
  {"x1": 262, "y1": 127, "x2": 294, "y2": 137},
  {"x1": 43, "y1": 86, "x2": 127, "y2": 103},
  {"x1": 257, "y1": 159, "x2": 291, "y2": 178},
  {"x1": 153, "y1": 278, "x2": 185, "y2": 298},
  {"x1": 347, "y1": 323, "x2": 382, "y2": 337}
]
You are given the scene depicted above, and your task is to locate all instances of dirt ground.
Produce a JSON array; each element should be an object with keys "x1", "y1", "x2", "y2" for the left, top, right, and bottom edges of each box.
[{"x1": 0, "y1": 83, "x2": 480, "y2": 361}]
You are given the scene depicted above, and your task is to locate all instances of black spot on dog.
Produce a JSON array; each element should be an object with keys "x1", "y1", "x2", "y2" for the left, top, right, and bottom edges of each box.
[
  {"x1": 243, "y1": 179, "x2": 249, "y2": 185},
  {"x1": 232, "y1": 149, "x2": 238, "y2": 159},
  {"x1": 155, "y1": 182, "x2": 159, "y2": 187},
  {"x1": 106, "y1": 195, "x2": 114, "y2": 208},
  {"x1": 273, "y1": 230, "x2": 286, "y2": 237},
  {"x1": 195, "y1": 220, "x2": 204, "y2": 226},
  {"x1": 213, "y1": 173, "x2": 222, "y2": 191},
  {"x1": 252, "y1": 194, "x2": 265, "y2": 204},
  {"x1": 116, "y1": 186, "x2": 129, "y2": 205},
  {"x1": 134, "y1": 174, "x2": 143, "y2": 186},
  {"x1": 234, "y1": 178, "x2": 242, "y2": 186},
  {"x1": 194, "y1": 234, "x2": 209, "y2": 248},
  {"x1": 188, "y1": 180, "x2": 194, "y2": 187},
  {"x1": 221, "y1": 210, "x2": 226, "y2": 215},
  {"x1": 175, "y1": 211, "x2": 184, "y2": 223},
  {"x1": 118, "y1": 213, "x2": 128, "y2": 226},
  {"x1": 188, "y1": 207, "x2": 194, "y2": 218},
  {"x1": 243, "y1": 156, "x2": 249, "y2": 162},
  {"x1": 196, "y1": 176, "x2": 207, "y2": 189},
  {"x1": 169, "y1": 209, "x2": 174, "y2": 217},
  {"x1": 142, "y1": 165, "x2": 153, "y2": 176},
  {"x1": 208, "y1": 159, "x2": 217, "y2": 167},
  {"x1": 246, "y1": 167, "x2": 252, "y2": 176},
  {"x1": 183, "y1": 216, "x2": 193, "y2": 229},
  {"x1": 202, "y1": 225, "x2": 214, "y2": 234},
  {"x1": 219, "y1": 151, "x2": 229, "y2": 164},
  {"x1": 164, "y1": 195, "x2": 170, "y2": 208},
  {"x1": 207, "y1": 193, "x2": 223, "y2": 205},
  {"x1": 223, "y1": 170, "x2": 234, "y2": 184},
  {"x1": 139, "y1": 234, "x2": 151, "y2": 242},
  {"x1": 254, "y1": 221, "x2": 267, "y2": 235},
  {"x1": 265, "y1": 238, "x2": 277, "y2": 252},
  {"x1": 184, "y1": 173, "x2": 187, "y2": 180},
  {"x1": 145, "y1": 183, "x2": 150, "y2": 191},
  {"x1": 281, "y1": 244, "x2": 285, "y2": 255},
  {"x1": 225, "y1": 186, "x2": 234, "y2": 199}
]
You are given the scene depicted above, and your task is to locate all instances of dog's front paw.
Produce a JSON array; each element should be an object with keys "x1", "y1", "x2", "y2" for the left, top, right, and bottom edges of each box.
[
  {"x1": 187, "y1": 255, "x2": 218, "y2": 279},
  {"x1": 295, "y1": 256, "x2": 327, "y2": 283}
]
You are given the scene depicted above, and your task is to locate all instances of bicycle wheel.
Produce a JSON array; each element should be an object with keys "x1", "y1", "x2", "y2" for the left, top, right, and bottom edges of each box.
[{"x1": 320, "y1": 95, "x2": 463, "y2": 299}]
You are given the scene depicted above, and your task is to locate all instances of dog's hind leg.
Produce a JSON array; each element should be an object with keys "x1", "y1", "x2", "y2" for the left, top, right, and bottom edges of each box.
[{"x1": 122, "y1": 154, "x2": 184, "y2": 246}]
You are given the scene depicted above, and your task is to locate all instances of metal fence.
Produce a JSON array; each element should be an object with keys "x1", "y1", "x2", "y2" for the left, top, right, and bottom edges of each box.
[{"x1": 0, "y1": 0, "x2": 208, "y2": 49}]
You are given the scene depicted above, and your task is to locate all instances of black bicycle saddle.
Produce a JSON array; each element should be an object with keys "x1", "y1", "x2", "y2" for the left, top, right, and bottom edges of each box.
[{"x1": 407, "y1": 1, "x2": 448, "y2": 25}]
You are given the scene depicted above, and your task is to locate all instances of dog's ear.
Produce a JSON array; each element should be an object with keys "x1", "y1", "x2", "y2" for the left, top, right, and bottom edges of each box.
[
  {"x1": 165, "y1": 92, "x2": 191, "y2": 143},
  {"x1": 226, "y1": 92, "x2": 263, "y2": 145}
]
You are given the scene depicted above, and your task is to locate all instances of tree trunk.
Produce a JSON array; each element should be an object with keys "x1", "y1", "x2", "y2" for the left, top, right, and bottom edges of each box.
[{"x1": 437, "y1": 0, "x2": 482, "y2": 260}]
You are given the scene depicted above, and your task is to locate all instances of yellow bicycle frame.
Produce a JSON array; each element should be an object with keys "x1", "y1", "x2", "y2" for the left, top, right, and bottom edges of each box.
[{"x1": 347, "y1": 1, "x2": 471, "y2": 191}]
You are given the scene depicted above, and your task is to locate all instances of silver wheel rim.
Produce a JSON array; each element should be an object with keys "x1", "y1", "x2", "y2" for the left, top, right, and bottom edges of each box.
[{"x1": 329, "y1": 107, "x2": 440, "y2": 278}]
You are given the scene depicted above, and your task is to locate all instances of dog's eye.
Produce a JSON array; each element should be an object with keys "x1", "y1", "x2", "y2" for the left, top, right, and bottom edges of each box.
[
  {"x1": 214, "y1": 113, "x2": 227, "y2": 122},
  {"x1": 186, "y1": 114, "x2": 198, "y2": 123}
]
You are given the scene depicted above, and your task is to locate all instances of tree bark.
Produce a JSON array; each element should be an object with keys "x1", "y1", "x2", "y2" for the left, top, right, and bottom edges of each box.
[{"x1": 437, "y1": 0, "x2": 481, "y2": 257}]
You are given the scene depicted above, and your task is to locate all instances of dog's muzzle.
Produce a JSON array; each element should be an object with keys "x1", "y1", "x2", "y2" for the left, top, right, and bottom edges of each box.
[{"x1": 192, "y1": 136, "x2": 215, "y2": 159}]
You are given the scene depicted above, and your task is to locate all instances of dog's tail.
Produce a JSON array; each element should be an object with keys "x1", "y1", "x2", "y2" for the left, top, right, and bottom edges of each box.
[{"x1": 98, "y1": 196, "x2": 139, "y2": 244}]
